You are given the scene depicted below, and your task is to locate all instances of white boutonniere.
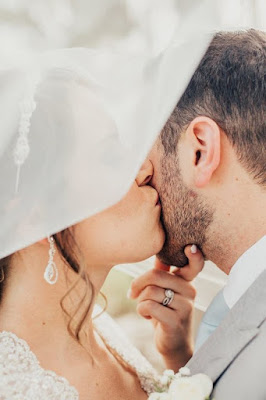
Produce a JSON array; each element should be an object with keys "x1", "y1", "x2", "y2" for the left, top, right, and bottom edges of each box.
[{"x1": 149, "y1": 367, "x2": 213, "y2": 400}]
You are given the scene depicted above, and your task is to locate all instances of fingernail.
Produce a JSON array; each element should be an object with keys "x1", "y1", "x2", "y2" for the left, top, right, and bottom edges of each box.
[
  {"x1": 127, "y1": 288, "x2": 132, "y2": 299},
  {"x1": 191, "y1": 244, "x2": 197, "y2": 254}
]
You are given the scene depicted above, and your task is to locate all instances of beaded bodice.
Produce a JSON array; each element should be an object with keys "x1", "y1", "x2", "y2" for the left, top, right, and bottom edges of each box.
[
  {"x1": 0, "y1": 331, "x2": 79, "y2": 399},
  {"x1": 0, "y1": 307, "x2": 160, "y2": 399}
]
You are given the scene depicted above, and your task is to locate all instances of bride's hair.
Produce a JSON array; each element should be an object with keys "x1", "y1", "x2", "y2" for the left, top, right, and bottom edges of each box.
[{"x1": 0, "y1": 229, "x2": 103, "y2": 343}]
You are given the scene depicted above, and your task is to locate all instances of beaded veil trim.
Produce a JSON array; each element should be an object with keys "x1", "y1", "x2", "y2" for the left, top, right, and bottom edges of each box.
[{"x1": 13, "y1": 72, "x2": 41, "y2": 193}]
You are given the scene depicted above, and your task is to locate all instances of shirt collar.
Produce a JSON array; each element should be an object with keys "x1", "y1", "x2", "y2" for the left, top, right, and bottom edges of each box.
[{"x1": 223, "y1": 235, "x2": 266, "y2": 309}]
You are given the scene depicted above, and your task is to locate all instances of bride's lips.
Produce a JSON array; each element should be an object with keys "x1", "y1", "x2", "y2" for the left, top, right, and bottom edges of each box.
[{"x1": 148, "y1": 185, "x2": 160, "y2": 206}]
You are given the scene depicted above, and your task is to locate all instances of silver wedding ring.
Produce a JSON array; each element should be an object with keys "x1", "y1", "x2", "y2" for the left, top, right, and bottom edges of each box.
[{"x1": 162, "y1": 289, "x2": 174, "y2": 307}]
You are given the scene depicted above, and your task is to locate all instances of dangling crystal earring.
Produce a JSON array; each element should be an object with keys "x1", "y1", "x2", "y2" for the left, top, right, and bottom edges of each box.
[{"x1": 44, "y1": 236, "x2": 58, "y2": 285}]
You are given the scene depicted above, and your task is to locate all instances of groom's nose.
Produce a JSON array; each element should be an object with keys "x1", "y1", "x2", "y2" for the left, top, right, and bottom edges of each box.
[{"x1": 135, "y1": 160, "x2": 153, "y2": 186}]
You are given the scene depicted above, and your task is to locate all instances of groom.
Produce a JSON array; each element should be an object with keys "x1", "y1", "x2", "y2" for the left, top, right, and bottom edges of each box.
[{"x1": 149, "y1": 29, "x2": 266, "y2": 398}]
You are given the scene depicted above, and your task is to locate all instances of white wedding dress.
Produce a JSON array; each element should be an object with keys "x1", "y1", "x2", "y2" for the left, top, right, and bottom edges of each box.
[{"x1": 0, "y1": 306, "x2": 160, "y2": 399}]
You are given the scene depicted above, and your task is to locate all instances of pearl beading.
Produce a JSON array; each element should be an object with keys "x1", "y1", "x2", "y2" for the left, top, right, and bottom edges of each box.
[
  {"x1": 13, "y1": 71, "x2": 41, "y2": 193},
  {"x1": 93, "y1": 305, "x2": 161, "y2": 395}
]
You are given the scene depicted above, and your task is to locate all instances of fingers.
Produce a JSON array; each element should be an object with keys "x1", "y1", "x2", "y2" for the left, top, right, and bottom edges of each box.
[
  {"x1": 130, "y1": 269, "x2": 196, "y2": 300},
  {"x1": 137, "y1": 299, "x2": 175, "y2": 325},
  {"x1": 175, "y1": 245, "x2": 204, "y2": 281},
  {"x1": 129, "y1": 245, "x2": 203, "y2": 301},
  {"x1": 130, "y1": 246, "x2": 201, "y2": 365},
  {"x1": 137, "y1": 284, "x2": 196, "y2": 309},
  {"x1": 137, "y1": 298, "x2": 193, "y2": 328}
]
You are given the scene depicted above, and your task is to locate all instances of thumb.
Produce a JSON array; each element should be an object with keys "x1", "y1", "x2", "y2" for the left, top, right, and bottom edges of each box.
[
  {"x1": 154, "y1": 256, "x2": 171, "y2": 271},
  {"x1": 175, "y1": 245, "x2": 204, "y2": 281}
]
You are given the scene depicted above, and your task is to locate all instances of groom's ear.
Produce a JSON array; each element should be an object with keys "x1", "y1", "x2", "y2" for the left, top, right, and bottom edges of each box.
[{"x1": 185, "y1": 116, "x2": 221, "y2": 188}]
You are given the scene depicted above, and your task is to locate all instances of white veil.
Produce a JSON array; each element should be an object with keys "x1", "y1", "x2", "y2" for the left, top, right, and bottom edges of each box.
[
  {"x1": 0, "y1": 0, "x2": 264, "y2": 309},
  {"x1": 0, "y1": 42, "x2": 209, "y2": 258}
]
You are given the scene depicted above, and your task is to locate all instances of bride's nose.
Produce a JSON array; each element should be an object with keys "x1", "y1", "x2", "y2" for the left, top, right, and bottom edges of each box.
[{"x1": 135, "y1": 160, "x2": 153, "y2": 186}]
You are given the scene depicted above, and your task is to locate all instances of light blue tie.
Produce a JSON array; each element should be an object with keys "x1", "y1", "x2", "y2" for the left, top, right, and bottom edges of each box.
[{"x1": 195, "y1": 290, "x2": 230, "y2": 352}]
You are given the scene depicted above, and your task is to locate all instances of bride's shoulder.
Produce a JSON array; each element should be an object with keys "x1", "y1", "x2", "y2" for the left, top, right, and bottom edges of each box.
[
  {"x1": 0, "y1": 331, "x2": 79, "y2": 399},
  {"x1": 93, "y1": 305, "x2": 161, "y2": 395}
]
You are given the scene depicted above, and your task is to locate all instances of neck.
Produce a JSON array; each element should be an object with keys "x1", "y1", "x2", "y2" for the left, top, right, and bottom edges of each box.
[
  {"x1": 205, "y1": 183, "x2": 266, "y2": 274},
  {"x1": 0, "y1": 245, "x2": 111, "y2": 364}
]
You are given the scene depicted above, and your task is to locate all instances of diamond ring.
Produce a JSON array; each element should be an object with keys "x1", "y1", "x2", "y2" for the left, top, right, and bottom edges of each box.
[{"x1": 162, "y1": 289, "x2": 174, "y2": 307}]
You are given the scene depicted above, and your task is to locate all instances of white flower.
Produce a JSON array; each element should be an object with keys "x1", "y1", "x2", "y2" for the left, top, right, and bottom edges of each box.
[
  {"x1": 168, "y1": 373, "x2": 213, "y2": 400},
  {"x1": 161, "y1": 375, "x2": 171, "y2": 386},
  {"x1": 149, "y1": 368, "x2": 212, "y2": 400},
  {"x1": 178, "y1": 367, "x2": 191, "y2": 377},
  {"x1": 160, "y1": 369, "x2": 175, "y2": 386},
  {"x1": 163, "y1": 369, "x2": 175, "y2": 377},
  {"x1": 189, "y1": 374, "x2": 213, "y2": 396}
]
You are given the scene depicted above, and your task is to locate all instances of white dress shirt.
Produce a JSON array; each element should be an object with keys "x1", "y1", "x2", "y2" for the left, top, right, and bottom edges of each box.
[{"x1": 223, "y1": 235, "x2": 266, "y2": 309}]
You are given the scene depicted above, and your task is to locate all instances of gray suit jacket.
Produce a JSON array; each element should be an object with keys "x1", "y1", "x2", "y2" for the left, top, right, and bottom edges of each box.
[{"x1": 187, "y1": 270, "x2": 266, "y2": 399}]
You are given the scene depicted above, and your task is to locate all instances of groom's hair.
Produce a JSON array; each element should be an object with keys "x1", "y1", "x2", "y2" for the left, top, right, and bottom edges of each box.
[{"x1": 161, "y1": 29, "x2": 266, "y2": 185}]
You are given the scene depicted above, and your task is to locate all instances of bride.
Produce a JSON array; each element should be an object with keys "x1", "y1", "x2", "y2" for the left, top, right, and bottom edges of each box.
[
  {"x1": 0, "y1": 151, "x2": 203, "y2": 399},
  {"x1": 0, "y1": 60, "x2": 204, "y2": 400}
]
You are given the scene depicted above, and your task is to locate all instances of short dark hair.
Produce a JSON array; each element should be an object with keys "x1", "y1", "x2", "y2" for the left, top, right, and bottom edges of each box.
[{"x1": 161, "y1": 29, "x2": 266, "y2": 185}]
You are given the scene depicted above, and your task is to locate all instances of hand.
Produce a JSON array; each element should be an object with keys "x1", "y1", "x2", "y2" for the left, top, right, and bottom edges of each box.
[{"x1": 128, "y1": 245, "x2": 204, "y2": 372}]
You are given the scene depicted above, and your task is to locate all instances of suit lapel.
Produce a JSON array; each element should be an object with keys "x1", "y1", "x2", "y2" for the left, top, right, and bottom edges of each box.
[{"x1": 187, "y1": 269, "x2": 266, "y2": 383}]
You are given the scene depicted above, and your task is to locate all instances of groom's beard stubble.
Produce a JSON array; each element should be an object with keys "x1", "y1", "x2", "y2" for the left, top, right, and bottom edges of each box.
[{"x1": 157, "y1": 156, "x2": 214, "y2": 268}]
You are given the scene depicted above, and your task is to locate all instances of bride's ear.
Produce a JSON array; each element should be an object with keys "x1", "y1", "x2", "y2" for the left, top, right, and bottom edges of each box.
[
  {"x1": 186, "y1": 116, "x2": 221, "y2": 188},
  {"x1": 135, "y1": 159, "x2": 153, "y2": 186}
]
